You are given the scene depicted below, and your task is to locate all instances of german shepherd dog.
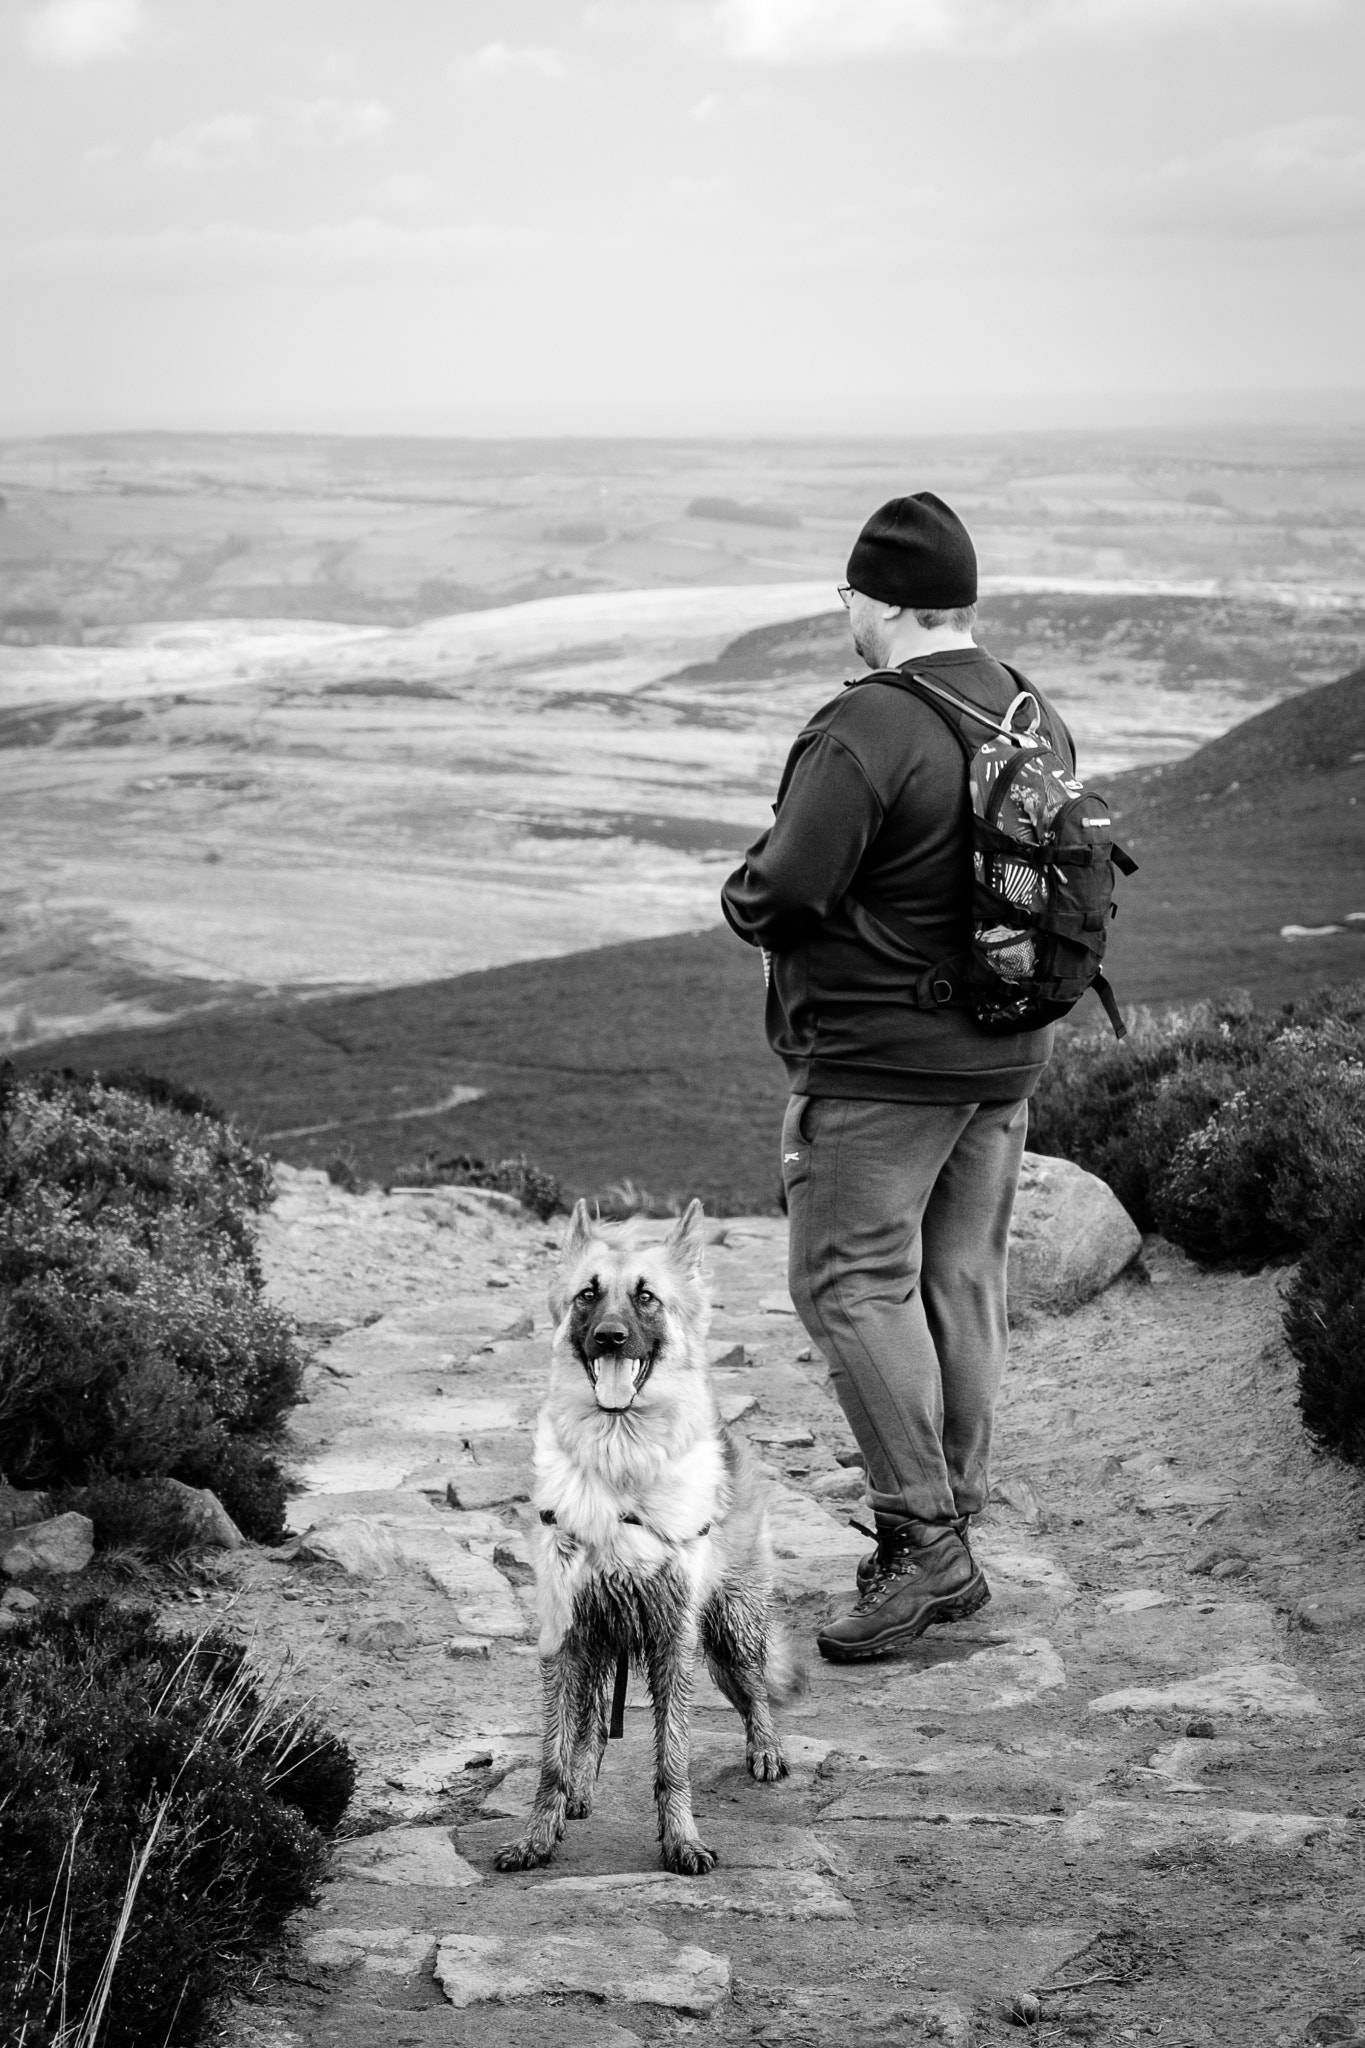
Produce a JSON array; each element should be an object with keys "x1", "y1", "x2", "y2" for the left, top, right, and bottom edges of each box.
[{"x1": 494, "y1": 1198, "x2": 798, "y2": 1877}]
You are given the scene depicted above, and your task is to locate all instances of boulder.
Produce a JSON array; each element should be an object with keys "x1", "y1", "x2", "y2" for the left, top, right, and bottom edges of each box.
[
  {"x1": 333, "y1": 1825, "x2": 482, "y2": 1889},
  {"x1": 294, "y1": 1519, "x2": 406, "y2": 1578},
  {"x1": 164, "y1": 1479, "x2": 244, "y2": 1550},
  {"x1": 1, "y1": 1512, "x2": 94, "y2": 1579},
  {"x1": 444, "y1": 1468, "x2": 531, "y2": 1511},
  {"x1": 1008, "y1": 1152, "x2": 1141, "y2": 1312}
]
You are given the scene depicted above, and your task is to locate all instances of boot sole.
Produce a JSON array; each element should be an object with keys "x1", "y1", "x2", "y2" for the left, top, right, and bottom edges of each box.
[{"x1": 816, "y1": 1572, "x2": 991, "y2": 1663}]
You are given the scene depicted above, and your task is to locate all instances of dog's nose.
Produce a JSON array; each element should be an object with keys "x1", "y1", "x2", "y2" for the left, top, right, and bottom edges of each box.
[{"x1": 593, "y1": 1318, "x2": 629, "y2": 1351}]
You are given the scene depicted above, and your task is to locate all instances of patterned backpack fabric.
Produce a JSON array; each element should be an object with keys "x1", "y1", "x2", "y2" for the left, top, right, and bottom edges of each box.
[{"x1": 865, "y1": 666, "x2": 1137, "y2": 1038}]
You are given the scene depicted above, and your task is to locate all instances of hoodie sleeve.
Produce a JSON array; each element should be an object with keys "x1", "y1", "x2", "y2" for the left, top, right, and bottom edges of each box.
[{"x1": 721, "y1": 728, "x2": 884, "y2": 952}]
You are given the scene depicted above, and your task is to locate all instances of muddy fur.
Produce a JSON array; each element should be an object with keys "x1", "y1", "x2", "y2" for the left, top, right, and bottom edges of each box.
[{"x1": 494, "y1": 1197, "x2": 800, "y2": 1877}]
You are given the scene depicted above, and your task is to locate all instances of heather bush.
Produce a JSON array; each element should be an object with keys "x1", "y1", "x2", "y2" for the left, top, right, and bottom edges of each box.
[
  {"x1": 403, "y1": 1148, "x2": 568, "y2": 1221},
  {"x1": 1285, "y1": 1157, "x2": 1365, "y2": 1464},
  {"x1": 1033, "y1": 982, "x2": 1365, "y2": 1462},
  {"x1": 0, "y1": 1598, "x2": 354, "y2": 2048},
  {"x1": 0, "y1": 1067, "x2": 305, "y2": 1543}
]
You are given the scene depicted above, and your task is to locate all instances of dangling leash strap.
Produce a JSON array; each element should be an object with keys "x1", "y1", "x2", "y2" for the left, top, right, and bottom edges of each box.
[{"x1": 609, "y1": 1649, "x2": 630, "y2": 1740}]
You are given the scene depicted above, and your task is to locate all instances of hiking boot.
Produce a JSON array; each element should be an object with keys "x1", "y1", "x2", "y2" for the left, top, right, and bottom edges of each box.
[
  {"x1": 854, "y1": 1512, "x2": 974, "y2": 1593},
  {"x1": 820, "y1": 1517, "x2": 989, "y2": 1663}
]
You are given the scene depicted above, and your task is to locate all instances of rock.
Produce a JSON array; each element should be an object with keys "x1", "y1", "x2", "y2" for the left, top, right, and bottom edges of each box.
[
  {"x1": 1008, "y1": 1152, "x2": 1141, "y2": 1311},
  {"x1": 445, "y1": 1468, "x2": 532, "y2": 1511},
  {"x1": 538, "y1": 1868, "x2": 853, "y2": 1920},
  {"x1": 1305, "y1": 2017, "x2": 1359, "y2": 2045},
  {"x1": 1062, "y1": 1801, "x2": 1352, "y2": 1853},
  {"x1": 990, "y1": 1477, "x2": 1044, "y2": 1525},
  {"x1": 1010, "y1": 1991, "x2": 1043, "y2": 2025},
  {"x1": 809, "y1": 1468, "x2": 867, "y2": 1502},
  {"x1": 848, "y1": 1638, "x2": 1067, "y2": 1716},
  {"x1": 493, "y1": 1538, "x2": 534, "y2": 1585},
  {"x1": 163, "y1": 1479, "x2": 244, "y2": 1550},
  {"x1": 302, "y1": 1927, "x2": 437, "y2": 1976},
  {"x1": 293, "y1": 1520, "x2": 406, "y2": 1578},
  {"x1": 0, "y1": 1482, "x2": 51, "y2": 1532},
  {"x1": 1, "y1": 1586, "x2": 40, "y2": 1612},
  {"x1": 345, "y1": 1615, "x2": 423, "y2": 1653},
  {"x1": 1291, "y1": 1585, "x2": 1365, "y2": 1633},
  {"x1": 1, "y1": 1512, "x2": 94, "y2": 1579},
  {"x1": 434, "y1": 1928, "x2": 732, "y2": 2014},
  {"x1": 750, "y1": 1428, "x2": 815, "y2": 1449},
  {"x1": 1137, "y1": 1483, "x2": 1236, "y2": 1515},
  {"x1": 710, "y1": 1343, "x2": 748, "y2": 1369},
  {"x1": 444, "y1": 1634, "x2": 493, "y2": 1659},
  {"x1": 1100, "y1": 1589, "x2": 1174, "y2": 1614},
  {"x1": 333, "y1": 1825, "x2": 482, "y2": 1889},
  {"x1": 718, "y1": 1393, "x2": 759, "y2": 1425},
  {"x1": 759, "y1": 1292, "x2": 798, "y2": 1315},
  {"x1": 1087, "y1": 1662, "x2": 1327, "y2": 1720},
  {"x1": 494, "y1": 1311, "x2": 535, "y2": 1340}
]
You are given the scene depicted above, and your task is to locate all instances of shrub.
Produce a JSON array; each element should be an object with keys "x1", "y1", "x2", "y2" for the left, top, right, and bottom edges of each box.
[
  {"x1": 1033, "y1": 982, "x2": 1365, "y2": 1465},
  {"x1": 1284, "y1": 1152, "x2": 1365, "y2": 1464},
  {"x1": 0, "y1": 1067, "x2": 305, "y2": 1544},
  {"x1": 0, "y1": 1598, "x2": 354, "y2": 2048},
  {"x1": 402, "y1": 1148, "x2": 567, "y2": 1221}
]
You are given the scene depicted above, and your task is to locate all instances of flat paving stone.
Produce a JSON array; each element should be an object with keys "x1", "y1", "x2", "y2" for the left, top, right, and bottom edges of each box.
[
  {"x1": 433, "y1": 1927, "x2": 732, "y2": 2013},
  {"x1": 1087, "y1": 1661, "x2": 1328, "y2": 1719},
  {"x1": 333, "y1": 1826, "x2": 483, "y2": 1889},
  {"x1": 1062, "y1": 1800, "x2": 1356, "y2": 1851},
  {"x1": 302, "y1": 1927, "x2": 437, "y2": 1976},
  {"x1": 533, "y1": 1867, "x2": 854, "y2": 1919},
  {"x1": 847, "y1": 1636, "x2": 1067, "y2": 1714}
]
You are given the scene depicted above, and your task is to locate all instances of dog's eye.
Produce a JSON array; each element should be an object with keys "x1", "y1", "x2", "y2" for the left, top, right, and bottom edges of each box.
[
  {"x1": 636, "y1": 1287, "x2": 657, "y2": 1308},
  {"x1": 575, "y1": 1284, "x2": 597, "y2": 1304}
]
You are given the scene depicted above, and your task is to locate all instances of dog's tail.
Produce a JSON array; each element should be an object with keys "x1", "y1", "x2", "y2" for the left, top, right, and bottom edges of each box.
[{"x1": 764, "y1": 1615, "x2": 809, "y2": 1702}]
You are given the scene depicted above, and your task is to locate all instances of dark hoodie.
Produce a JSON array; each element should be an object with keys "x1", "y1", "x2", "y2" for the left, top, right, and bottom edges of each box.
[{"x1": 720, "y1": 646, "x2": 1075, "y2": 1104}]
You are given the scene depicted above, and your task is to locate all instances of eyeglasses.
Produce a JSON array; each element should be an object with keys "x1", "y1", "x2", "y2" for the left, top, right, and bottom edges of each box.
[{"x1": 837, "y1": 583, "x2": 853, "y2": 608}]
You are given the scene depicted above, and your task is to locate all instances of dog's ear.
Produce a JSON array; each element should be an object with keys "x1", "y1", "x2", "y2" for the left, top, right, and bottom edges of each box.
[
  {"x1": 663, "y1": 1197, "x2": 706, "y2": 1278},
  {"x1": 560, "y1": 1198, "x2": 597, "y2": 1265}
]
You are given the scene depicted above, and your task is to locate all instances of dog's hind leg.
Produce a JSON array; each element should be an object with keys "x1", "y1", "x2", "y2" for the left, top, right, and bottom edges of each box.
[
  {"x1": 494, "y1": 1649, "x2": 575, "y2": 1870},
  {"x1": 645, "y1": 1617, "x2": 716, "y2": 1876},
  {"x1": 702, "y1": 1591, "x2": 789, "y2": 1783}
]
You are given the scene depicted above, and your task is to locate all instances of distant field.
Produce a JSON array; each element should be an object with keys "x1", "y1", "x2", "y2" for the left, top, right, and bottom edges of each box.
[{"x1": 19, "y1": 667, "x2": 1364, "y2": 1210}]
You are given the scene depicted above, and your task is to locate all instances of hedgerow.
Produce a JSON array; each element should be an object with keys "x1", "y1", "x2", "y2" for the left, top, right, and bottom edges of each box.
[
  {"x1": 0, "y1": 1066, "x2": 305, "y2": 1543},
  {"x1": 399, "y1": 1147, "x2": 568, "y2": 1221},
  {"x1": 0, "y1": 1598, "x2": 354, "y2": 2048},
  {"x1": 1030, "y1": 980, "x2": 1365, "y2": 1462}
]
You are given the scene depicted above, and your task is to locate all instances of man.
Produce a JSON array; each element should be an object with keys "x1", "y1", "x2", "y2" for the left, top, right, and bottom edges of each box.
[{"x1": 720, "y1": 492, "x2": 1073, "y2": 1663}]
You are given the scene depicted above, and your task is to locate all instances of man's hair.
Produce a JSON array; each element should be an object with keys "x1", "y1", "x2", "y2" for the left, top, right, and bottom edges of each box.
[{"x1": 913, "y1": 603, "x2": 977, "y2": 633}]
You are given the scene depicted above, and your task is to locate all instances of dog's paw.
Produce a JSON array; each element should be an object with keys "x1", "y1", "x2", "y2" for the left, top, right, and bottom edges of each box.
[
  {"x1": 662, "y1": 1834, "x2": 718, "y2": 1877},
  {"x1": 564, "y1": 1793, "x2": 593, "y2": 1820},
  {"x1": 747, "y1": 1744, "x2": 789, "y2": 1783},
  {"x1": 493, "y1": 1837, "x2": 556, "y2": 1872}
]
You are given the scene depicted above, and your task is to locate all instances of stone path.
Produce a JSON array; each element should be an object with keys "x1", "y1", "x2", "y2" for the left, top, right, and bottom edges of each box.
[{"x1": 209, "y1": 1167, "x2": 1365, "y2": 2048}]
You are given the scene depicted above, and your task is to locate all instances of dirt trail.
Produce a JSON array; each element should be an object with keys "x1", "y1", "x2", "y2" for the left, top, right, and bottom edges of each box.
[{"x1": 204, "y1": 1166, "x2": 1365, "y2": 2048}]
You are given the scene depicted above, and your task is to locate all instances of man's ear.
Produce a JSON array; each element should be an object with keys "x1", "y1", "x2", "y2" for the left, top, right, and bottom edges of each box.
[{"x1": 663, "y1": 1198, "x2": 706, "y2": 1279}]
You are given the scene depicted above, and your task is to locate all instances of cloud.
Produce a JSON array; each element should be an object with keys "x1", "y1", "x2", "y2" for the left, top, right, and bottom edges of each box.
[
  {"x1": 23, "y1": 0, "x2": 142, "y2": 63},
  {"x1": 699, "y1": 0, "x2": 1339, "y2": 61},
  {"x1": 456, "y1": 41, "x2": 568, "y2": 83},
  {"x1": 1119, "y1": 117, "x2": 1365, "y2": 236},
  {"x1": 145, "y1": 99, "x2": 392, "y2": 174},
  {"x1": 12, "y1": 216, "x2": 533, "y2": 286}
]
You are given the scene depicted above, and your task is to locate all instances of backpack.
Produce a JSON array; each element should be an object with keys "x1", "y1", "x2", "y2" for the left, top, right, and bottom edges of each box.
[{"x1": 857, "y1": 665, "x2": 1138, "y2": 1039}]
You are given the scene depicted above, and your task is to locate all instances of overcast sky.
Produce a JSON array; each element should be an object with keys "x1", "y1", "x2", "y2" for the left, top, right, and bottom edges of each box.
[{"x1": 2, "y1": 0, "x2": 1363, "y2": 435}]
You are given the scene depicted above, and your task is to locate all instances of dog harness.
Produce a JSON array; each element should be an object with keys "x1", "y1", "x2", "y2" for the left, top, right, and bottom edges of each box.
[{"x1": 537, "y1": 1506, "x2": 713, "y2": 1737}]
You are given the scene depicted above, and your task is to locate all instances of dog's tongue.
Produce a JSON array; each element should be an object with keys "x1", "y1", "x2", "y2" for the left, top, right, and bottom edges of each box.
[{"x1": 593, "y1": 1356, "x2": 640, "y2": 1410}]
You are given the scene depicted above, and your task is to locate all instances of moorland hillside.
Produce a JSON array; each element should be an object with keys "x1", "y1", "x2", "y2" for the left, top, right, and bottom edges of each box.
[{"x1": 16, "y1": 665, "x2": 1364, "y2": 1207}]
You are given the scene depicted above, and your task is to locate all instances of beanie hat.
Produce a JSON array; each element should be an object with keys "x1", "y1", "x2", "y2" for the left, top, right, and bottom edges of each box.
[{"x1": 845, "y1": 492, "x2": 977, "y2": 609}]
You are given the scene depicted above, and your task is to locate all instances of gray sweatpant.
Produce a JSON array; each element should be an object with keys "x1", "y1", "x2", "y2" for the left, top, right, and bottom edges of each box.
[{"x1": 781, "y1": 1093, "x2": 1028, "y2": 1526}]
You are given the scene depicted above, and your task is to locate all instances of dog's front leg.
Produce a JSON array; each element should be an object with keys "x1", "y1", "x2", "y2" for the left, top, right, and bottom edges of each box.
[
  {"x1": 646, "y1": 1620, "x2": 716, "y2": 1876},
  {"x1": 494, "y1": 1649, "x2": 574, "y2": 1871}
]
